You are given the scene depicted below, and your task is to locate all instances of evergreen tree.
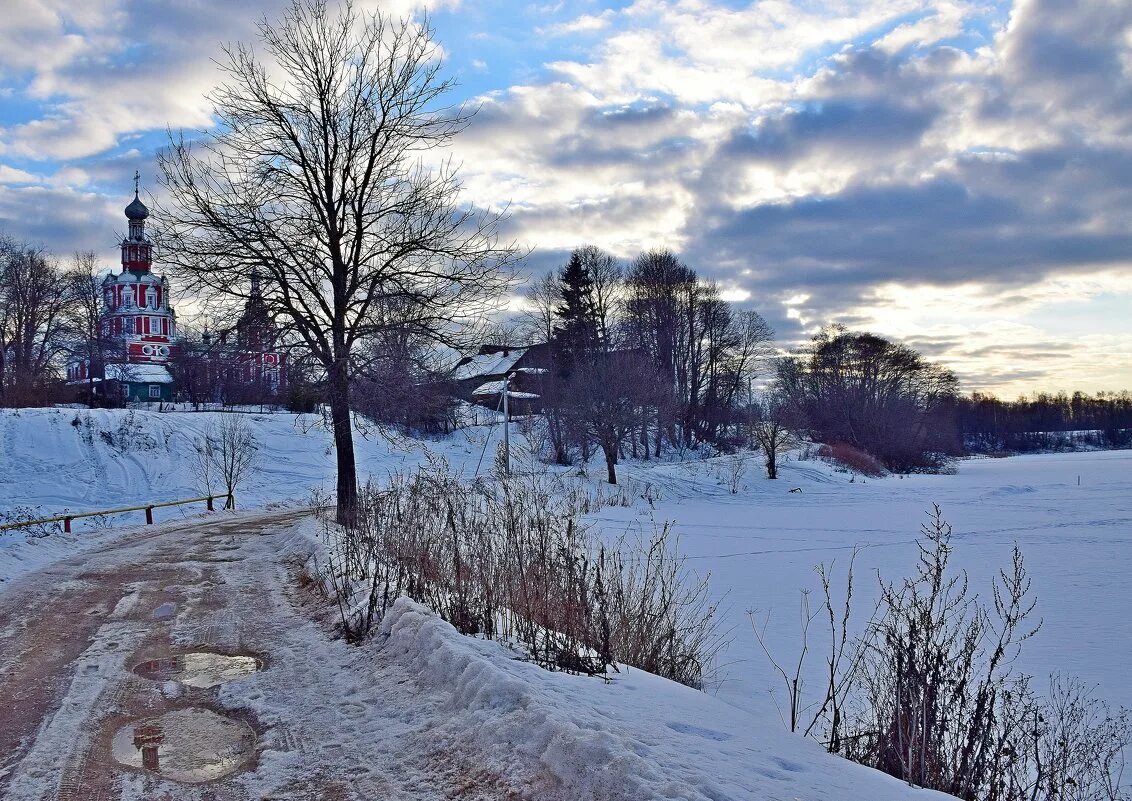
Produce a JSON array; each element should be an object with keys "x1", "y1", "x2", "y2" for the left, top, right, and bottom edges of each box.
[{"x1": 553, "y1": 250, "x2": 601, "y2": 374}]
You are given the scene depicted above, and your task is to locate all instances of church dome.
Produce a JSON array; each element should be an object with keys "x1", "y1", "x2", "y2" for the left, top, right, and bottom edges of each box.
[{"x1": 125, "y1": 193, "x2": 149, "y2": 220}]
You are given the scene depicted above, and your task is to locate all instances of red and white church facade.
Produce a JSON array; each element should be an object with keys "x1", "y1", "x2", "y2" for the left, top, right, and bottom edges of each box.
[
  {"x1": 68, "y1": 183, "x2": 178, "y2": 402},
  {"x1": 69, "y1": 178, "x2": 286, "y2": 405}
]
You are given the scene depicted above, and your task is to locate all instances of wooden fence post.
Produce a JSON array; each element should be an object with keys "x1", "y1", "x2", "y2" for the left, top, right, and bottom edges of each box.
[
  {"x1": 145, "y1": 506, "x2": 154, "y2": 525},
  {"x1": 206, "y1": 496, "x2": 214, "y2": 511},
  {"x1": 64, "y1": 517, "x2": 72, "y2": 534}
]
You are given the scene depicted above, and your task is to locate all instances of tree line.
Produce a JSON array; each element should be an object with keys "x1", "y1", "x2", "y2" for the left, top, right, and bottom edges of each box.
[
  {"x1": 513, "y1": 257, "x2": 967, "y2": 480},
  {"x1": 959, "y1": 391, "x2": 1132, "y2": 452},
  {"x1": 0, "y1": 238, "x2": 110, "y2": 408},
  {"x1": 515, "y1": 245, "x2": 774, "y2": 484}
]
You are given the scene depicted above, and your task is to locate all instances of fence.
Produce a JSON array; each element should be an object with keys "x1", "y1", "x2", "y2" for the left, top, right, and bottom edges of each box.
[{"x1": 0, "y1": 494, "x2": 233, "y2": 534}]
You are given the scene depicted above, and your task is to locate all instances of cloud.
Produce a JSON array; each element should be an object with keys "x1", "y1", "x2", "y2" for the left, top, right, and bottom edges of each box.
[
  {"x1": 1, "y1": 0, "x2": 1130, "y2": 393},
  {"x1": 538, "y1": 10, "x2": 615, "y2": 37}
]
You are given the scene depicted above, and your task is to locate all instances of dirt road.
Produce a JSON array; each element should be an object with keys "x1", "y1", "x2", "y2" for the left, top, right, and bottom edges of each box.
[{"x1": 0, "y1": 510, "x2": 517, "y2": 800}]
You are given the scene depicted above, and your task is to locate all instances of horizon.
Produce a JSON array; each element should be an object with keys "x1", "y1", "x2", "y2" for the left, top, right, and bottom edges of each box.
[{"x1": 1, "y1": 0, "x2": 1129, "y2": 397}]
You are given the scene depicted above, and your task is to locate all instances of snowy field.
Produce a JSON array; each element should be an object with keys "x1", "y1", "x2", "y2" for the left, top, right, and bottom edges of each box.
[
  {"x1": 1, "y1": 407, "x2": 1130, "y2": 797},
  {"x1": 3, "y1": 406, "x2": 1129, "y2": 716},
  {"x1": 603, "y1": 447, "x2": 1132, "y2": 725}
]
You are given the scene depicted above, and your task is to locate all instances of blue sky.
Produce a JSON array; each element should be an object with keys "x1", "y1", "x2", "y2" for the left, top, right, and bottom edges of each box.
[{"x1": 1, "y1": 0, "x2": 1130, "y2": 395}]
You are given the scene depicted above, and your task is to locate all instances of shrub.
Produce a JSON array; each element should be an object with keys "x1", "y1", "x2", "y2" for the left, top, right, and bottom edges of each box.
[
  {"x1": 319, "y1": 460, "x2": 722, "y2": 688},
  {"x1": 756, "y1": 507, "x2": 1132, "y2": 801},
  {"x1": 817, "y1": 442, "x2": 886, "y2": 477}
]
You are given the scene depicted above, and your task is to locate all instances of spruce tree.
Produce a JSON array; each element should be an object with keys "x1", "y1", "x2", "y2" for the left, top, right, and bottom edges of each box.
[{"x1": 554, "y1": 250, "x2": 600, "y2": 375}]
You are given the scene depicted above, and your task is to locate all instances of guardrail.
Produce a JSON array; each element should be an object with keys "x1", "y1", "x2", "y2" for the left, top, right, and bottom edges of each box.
[{"x1": 0, "y1": 494, "x2": 233, "y2": 534}]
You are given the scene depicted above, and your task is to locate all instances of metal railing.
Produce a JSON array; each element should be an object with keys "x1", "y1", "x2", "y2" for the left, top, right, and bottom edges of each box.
[{"x1": 0, "y1": 494, "x2": 233, "y2": 534}]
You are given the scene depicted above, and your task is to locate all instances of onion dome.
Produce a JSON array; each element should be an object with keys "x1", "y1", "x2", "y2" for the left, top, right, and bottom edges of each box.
[{"x1": 125, "y1": 191, "x2": 149, "y2": 221}]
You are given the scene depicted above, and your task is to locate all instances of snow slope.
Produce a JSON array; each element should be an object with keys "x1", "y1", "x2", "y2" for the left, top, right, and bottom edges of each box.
[
  {"x1": 0, "y1": 407, "x2": 445, "y2": 513},
  {"x1": 597, "y1": 448, "x2": 1132, "y2": 726},
  {"x1": 3, "y1": 407, "x2": 1130, "y2": 798},
  {"x1": 0, "y1": 407, "x2": 504, "y2": 581},
  {"x1": 372, "y1": 595, "x2": 955, "y2": 801}
]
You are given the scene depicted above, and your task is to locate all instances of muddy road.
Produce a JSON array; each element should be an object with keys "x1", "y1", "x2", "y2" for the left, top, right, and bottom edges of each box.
[{"x1": 0, "y1": 510, "x2": 517, "y2": 800}]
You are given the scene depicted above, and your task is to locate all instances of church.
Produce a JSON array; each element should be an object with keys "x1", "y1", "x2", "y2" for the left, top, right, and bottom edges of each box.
[{"x1": 68, "y1": 178, "x2": 286, "y2": 405}]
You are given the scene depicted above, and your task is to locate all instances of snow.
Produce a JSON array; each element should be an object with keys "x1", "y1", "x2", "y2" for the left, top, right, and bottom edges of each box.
[
  {"x1": 595, "y1": 449, "x2": 1132, "y2": 722},
  {"x1": 3, "y1": 406, "x2": 1131, "y2": 798},
  {"x1": 472, "y1": 380, "x2": 541, "y2": 398},
  {"x1": 372, "y1": 595, "x2": 955, "y2": 800},
  {"x1": 104, "y1": 363, "x2": 174, "y2": 383},
  {"x1": 0, "y1": 406, "x2": 520, "y2": 582},
  {"x1": 452, "y1": 349, "x2": 526, "y2": 381}
]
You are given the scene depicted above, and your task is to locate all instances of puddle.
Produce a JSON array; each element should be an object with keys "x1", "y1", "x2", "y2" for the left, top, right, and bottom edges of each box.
[
  {"x1": 152, "y1": 602, "x2": 176, "y2": 620},
  {"x1": 134, "y1": 653, "x2": 262, "y2": 688},
  {"x1": 111, "y1": 707, "x2": 256, "y2": 783}
]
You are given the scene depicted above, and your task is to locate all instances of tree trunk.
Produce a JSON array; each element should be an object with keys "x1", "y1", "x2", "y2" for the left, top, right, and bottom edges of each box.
[
  {"x1": 329, "y1": 361, "x2": 358, "y2": 526},
  {"x1": 603, "y1": 441, "x2": 617, "y2": 485}
]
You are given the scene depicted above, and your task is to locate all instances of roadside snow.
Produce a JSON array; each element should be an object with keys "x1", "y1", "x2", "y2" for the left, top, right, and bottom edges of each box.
[
  {"x1": 0, "y1": 407, "x2": 498, "y2": 583},
  {"x1": 370, "y1": 595, "x2": 954, "y2": 801},
  {"x1": 4, "y1": 407, "x2": 1131, "y2": 798}
]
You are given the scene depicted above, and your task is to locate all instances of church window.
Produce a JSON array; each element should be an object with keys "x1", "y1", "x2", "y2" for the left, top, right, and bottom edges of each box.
[{"x1": 147, "y1": 288, "x2": 157, "y2": 309}]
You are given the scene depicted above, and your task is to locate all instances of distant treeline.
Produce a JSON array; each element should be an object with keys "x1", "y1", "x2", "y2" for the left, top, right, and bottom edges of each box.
[{"x1": 957, "y1": 391, "x2": 1132, "y2": 453}]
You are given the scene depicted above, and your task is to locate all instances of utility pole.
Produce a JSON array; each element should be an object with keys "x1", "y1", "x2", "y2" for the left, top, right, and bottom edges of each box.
[{"x1": 502, "y1": 371, "x2": 510, "y2": 476}]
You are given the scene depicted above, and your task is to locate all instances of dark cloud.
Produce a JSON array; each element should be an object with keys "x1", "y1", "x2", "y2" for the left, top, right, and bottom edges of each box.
[
  {"x1": 720, "y1": 99, "x2": 937, "y2": 164},
  {"x1": 996, "y1": 0, "x2": 1132, "y2": 132},
  {"x1": 686, "y1": 143, "x2": 1132, "y2": 305},
  {"x1": 0, "y1": 185, "x2": 122, "y2": 259},
  {"x1": 963, "y1": 342, "x2": 1077, "y2": 359}
]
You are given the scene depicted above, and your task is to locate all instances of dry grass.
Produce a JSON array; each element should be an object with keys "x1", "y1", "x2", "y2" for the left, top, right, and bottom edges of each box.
[{"x1": 320, "y1": 460, "x2": 723, "y2": 689}]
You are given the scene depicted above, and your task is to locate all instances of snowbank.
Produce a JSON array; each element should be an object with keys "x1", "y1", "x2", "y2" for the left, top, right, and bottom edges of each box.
[{"x1": 378, "y1": 596, "x2": 951, "y2": 801}]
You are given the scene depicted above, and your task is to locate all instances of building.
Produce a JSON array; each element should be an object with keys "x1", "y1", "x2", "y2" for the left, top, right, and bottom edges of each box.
[
  {"x1": 453, "y1": 343, "x2": 551, "y2": 414},
  {"x1": 191, "y1": 271, "x2": 288, "y2": 405},
  {"x1": 67, "y1": 176, "x2": 286, "y2": 406},
  {"x1": 68, "y1": 177, "x2": 177, "y2": 403}
]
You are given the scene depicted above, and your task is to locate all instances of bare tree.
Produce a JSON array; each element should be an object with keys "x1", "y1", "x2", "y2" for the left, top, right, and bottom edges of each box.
[
  {"x1": 518, "y1": 271, "x2": 559, "y2": 345},
  {"x1": 0, "y1": 239, "x2": 74, "y2": 406},
  {"x1": 575, "y1": 244, "x2": 621, "y2": 347},
  {"x1": 156, "y1": 0, "x2": 516, "y2": 523},
  {"x1": 197, "y1": 415, "x2": 259, "y2": 508},
  {"x1": 751, "y1": 393, "x2": 796, "y2": 479},
  {"x1": 567, "y1": 350, "x2": 657, "y2": 485},
  {"x1": 778, "y1": 326, "x2": 960, "y2": 472},
  {"x1": 66, "y1": 251, "x2": 113, "y2": 403}
]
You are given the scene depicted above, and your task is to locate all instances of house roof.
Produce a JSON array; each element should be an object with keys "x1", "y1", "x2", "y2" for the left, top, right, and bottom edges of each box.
[
  {"x1": 452, "y1": 349, "x2": 527, "y2": 381},
  {"x1": 471, "y1": 380, "x2": 540, "y2": 399},
  {"x1": 104, "y1": 363, "x2": 174, "y2": 384}
]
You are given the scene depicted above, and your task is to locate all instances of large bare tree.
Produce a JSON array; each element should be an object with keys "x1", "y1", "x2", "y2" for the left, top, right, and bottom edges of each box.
[
  {"x1": 156, "y1": 0, "x2": 516, "y2": 523},
  {"x1": 0, "y1": 239, "x2": 75, "y2": 407},
  {"x1": 67, "y1": 251, "x2": 117, "y2": 403}
]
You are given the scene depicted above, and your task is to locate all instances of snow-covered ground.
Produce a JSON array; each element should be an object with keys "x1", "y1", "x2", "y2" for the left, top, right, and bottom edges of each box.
[
  {"x1": 0, "y1": 407, "x2": 498, "y2": 582},
  {"x1": 0, "y1": 406, "x2": 476, "y2": 515},
  {"x1": 601, "y1": 448, "x2": 1132, "y2": 725},
  {"x1": 2, "y1": 407, "x2": 1130, "y2": 798}
]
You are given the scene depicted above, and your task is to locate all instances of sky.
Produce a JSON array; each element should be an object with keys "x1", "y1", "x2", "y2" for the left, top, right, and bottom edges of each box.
[{"x1": 0, "y1": 0, "x2": 1130, "y2": 397}]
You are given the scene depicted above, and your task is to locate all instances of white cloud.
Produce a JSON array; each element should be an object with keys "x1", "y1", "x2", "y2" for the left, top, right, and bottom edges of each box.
[
  {"x1": 876, "y1": 1, "x2": 972, "y2": 53},
  {"x1": 1, "y1": 0, "x2": 1130, "y2": 392},
  {"x1": 538, "y1": 10, "x2": 615, "y2": 37},
  {"x1": 0, "y1": 165, "x2": 41, "y2": 184}
]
